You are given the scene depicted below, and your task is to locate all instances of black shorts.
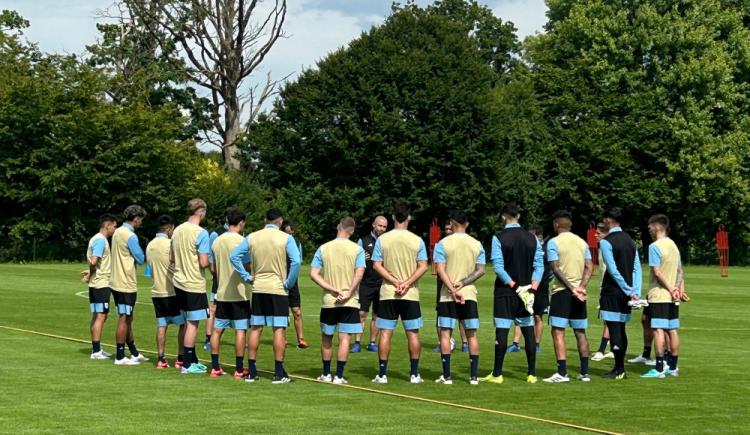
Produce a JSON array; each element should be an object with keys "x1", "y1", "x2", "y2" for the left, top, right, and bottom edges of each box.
[
  {"x1": 89, "y1": 287, "x2": 111, "y2": 313},
  {"x1": 319, "y1": 307, "x2": 363, "y2": 335},
  {"x1": 533, "y1": 290, "x2": 549, "y2": 316},
  {"x1": 215, "y1": 300, "x2": 252, "y2": 329},
  {"x1": 112, "y1": 290, "x2": 137, "y2": 316},
  {"x1": 643, "y1": 304, "x2": 652, "y2": 318},
  {"x1": 174, "y1": 287, "x2": 209, "y2": 321},
  {"x1": 599, "y1": 293, "x2": 632, "y2": 323},
  {"x1": 250, "y1": 293, "x2": 289, "y2": 327},
  {"x1": 376, "y1": 299, "x2": 423, "y2": 330},
  {"x1": 649, "y1": 303, "x2": 680, "y2": 330},
  {"x1": 288, "y1": 285, "x2": 301, "y2": 308},
  {"x1": 152, "y1": 296, "x2": 181, "y2": 318},
  {"x1": 493, "y1": 293, "x2": 533, "y2": 328},
  {"x1": 359, "y1": 284, "x2": 380, "y2": 314},
  {"x1": 436, "y1": 300, "x2": 480, "y2": 329},
  {"x1": 549, "y1": 290, "x2": 588, "y2": 329}
]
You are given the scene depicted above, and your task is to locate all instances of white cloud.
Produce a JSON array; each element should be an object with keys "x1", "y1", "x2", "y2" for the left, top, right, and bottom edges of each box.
[{"x1": 490, "y1": 0, "x2": 548, "y2": 39}]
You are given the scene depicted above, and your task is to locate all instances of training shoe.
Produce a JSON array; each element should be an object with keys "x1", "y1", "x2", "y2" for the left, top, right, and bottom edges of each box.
[
  {"x1": 372, "y1": 374, "x2": 388, "y2": 384},
  {"x1": 603, "y1": 370, "x2": 627, "y2": 380},
  {"x1": 366, "y1": 342, "x2": 378, "y2": 352},
  {"x1": 90, "y1": 351, "x2": 110, "y2": 360},
  {"x1": 435, "y1": 375, "x2": 453, "y2": 385},
  {"x1": 646, "y1": 359, "x2": 656, "y2": 366},
  {"x1": 665, "y1": 367, "x2": 679, "y2": 377},
  {"x1": 156, "y1": 360, "x2": 170, "y2": 369},
  {"x1": 130, "y1": 353, "x2": 149, "y2": 363},
  {"x1": 114, "y1": 357, "x2": 139, "y2": 366},
  {"x1": 193, "y1": 362, "x2": 207, "y2": 371},
  {"x1": 244, "y1": 374, "x2": 260, "y2": 383},
  {"x1": 316, "y1": 374, "x2": 333, "y2": 383},
  {"x1": 351, "y1": 342, "x2": 362, "y2": 353},
  {"x1": 628, "y1": 355, "x2": 652, "y2": 365},
  {"x1": 641, "y1": 369, "x2": 665, "y2": 379},
  {"x1": 469, "y1": 377, "x2": 479, "y2": 385},
  {"x1": 461, "y1": 342, "x2": 469, "y2": 353},
  {"x1": 577, "y1": 373, "x2": 591, "y2": 382},
  {"x1": 506, "y1": 343, "x2": 521, "y2": 353},
  {"x1": 181, "y1": 364, "x2": 207, "y2": 374},
  {"x1": 297, "y1": 338, "x2": 309, "y2": 349},
  {"x1": 591, "y1": 351, "x2": 606, "y2": 361},
  {"x1": 543, "y1": 373, "x2": 570, "y2": 383},
  {"x1": 480, "y1": 373, "x2": 504, "y2": 384},
  {"x1": 174, "y1": 360, "x2": 184, "y2": 370},
  {"x1": 202, "y1": 341, "x2": 211, "y2": 351},
  {"x1": 410, "y1": 374, "x2": 424, "y2": 384},
  {"x1": 272, "y1": 375, "x2": 292, "y2": 384},
  {"x1": 333, "y1": 376, "x2": 348, "y2": 385},
  {"x1": 101, "y1": 350, "x2": 113, "y2": 358},
  {"x1": 209, "y1": 368, "x2": 226, "y2": 377},
  {"x1": 233, "y1": 371, "x2": 246, "y2": 380},
  {"x1": 527, "y1": 375, "x2": 538, "y2": 384}
]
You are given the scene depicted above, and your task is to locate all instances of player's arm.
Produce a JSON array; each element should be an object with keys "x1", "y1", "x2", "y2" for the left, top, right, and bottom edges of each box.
[
  {"x1": 371, "y1": 238, "x2": 400, "y2": 286},
  {"x1": 599, "y1": 239, "x2": 633, "y2": 296},
  {"x1": 648, "y1": 243, "x2": 675, "y2": 297},
  {"x1": 456, "y1": 243, "x2": 487, "y2": 289},
  {"x1": 531, "y1": 238, "x2": 544, "y2": 290},
  {"x1": 339, "y1": 249, "x2": 367, "y2": 303},
  {"x1": 284, "y1": 236, "x2": 301, "y2": 289},
  {"x1": 491, "y1": 236, "x2": 515, "y2": 288},
  {"x1": 575, "y1": 246, "x2": 594, "y2": 301},
  {"x1": 398, "y1": 239, "x2": 429, "y2": 294},
  {"x1": 127, "y1": 234, "x2": 145, "y2": 265},
  {"x1": 547, "y1": 239, "x2": 574, "y2": 291},
  {"x1": 433, "y1": 241, "x2": 452, "y2": 289},
  {"x1": 632, "y1": 249, "x2": 642, "y2": 298},
  {"x1": 209, "y1": 247, "x2": 216, "y2": 274},
  {"x1": 85, "y1": 238, "x2": 106, "y2": 282},
  {"x1": 309, "y1": 247, "x2": 339, "y2": 295},
  {"x1": 230, "y1": 237, "x2": 253, "y2": 283},
  {"x1": 196, "y1": 230, "x2": 210, "y2": 270}
]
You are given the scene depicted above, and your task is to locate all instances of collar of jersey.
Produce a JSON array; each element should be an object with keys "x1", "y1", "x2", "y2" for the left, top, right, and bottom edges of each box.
[
  {"x1": 609, "y1": 226, "x2": 623, "y2": 233},
  {"x1": 265, "y1": 224, "x2": 279, "y2": 229},
  {"x1": 155, "y1": 232, "x2": 169, "y2": 239},
  {"x1": 123, "y1": 222, "x2": 135, "y2": 232},
  {"x1": 504, "y1": 223, "x2": 521, "y2": 228}
]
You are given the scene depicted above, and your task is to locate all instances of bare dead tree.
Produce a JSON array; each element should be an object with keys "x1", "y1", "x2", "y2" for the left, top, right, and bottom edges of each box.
[{"x1": 125, "y1": 0, "x2": 288, "y2": 169}]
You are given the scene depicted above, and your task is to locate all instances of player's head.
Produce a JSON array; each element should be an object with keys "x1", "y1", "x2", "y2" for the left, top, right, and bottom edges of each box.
[
  {"x1": 372, "y1": 215, "x2": 388, "y2": 236},
  {"x1": 281, "y1": 218, "x2": 295, "y2": 235},
  {"x1": 338, "y1": 216, "x2": 356, "y2": 237},
  {"x1": 647, "y1": 214, "x2": 669, "y2": 240},
  {"x1": 226, "y1": 207, "x2": 246, "y2": 232},
  {"x1": 392, "y1": 202, "x2": 411, "y2": 225},
  {"x1": 123, "y1": 205, "x2": 147, "y2": 228},
  {"x1": 552, "y1": 210, "x2": 573, "y2": 233},
  {"x1": 99, "y1": 213, "x2": 118, "y2": 236},
  {"x1": 265, "y1": 207, "x2": 284, "y2": 226},
  {"x1": 187, "y1": 198, "x2": 207, "y2": 221},
  {"x1": 157, "y1": 214, "x2": 175, "y2": 237},
  {"x1": 602, "y1": 207, "x2": 622, "y2": 230},
  {"x1": 528, "y1": 224, "x2": 544, "y2": 242},
  {"x1": 595, "y1": 222, "x2": 608, "y2": 241},
  {"x1": 502, "y1": 202, "x2": 520, "y2": 224},
  {"x1": 448, "y1": 209, "x2": 468, "y2": 232}
]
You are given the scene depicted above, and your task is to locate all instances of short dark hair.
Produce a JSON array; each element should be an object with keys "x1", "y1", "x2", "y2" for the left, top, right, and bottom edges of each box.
[
  {"x1": 266, "y1": 208, "x2": 283, "y2": 222},
  {"x1": 123, "y1": 205, "x2": 147, "y2": 221},
  {"x1": 528, "y1": 224, "x2": 544, "y2": 238},
  {"x1": 648, "y1": 214, "x2": 670, "y2": 229},
  {"x1": 449, "y1": 209, "x2": 468, "y2": 225},
  {"x1": 602, "y1": 207, "x2": 623, "y2": 224},
  {"x1": 157, "y1": 215, "x2": 174, "y2": 230},
  {"x1": 553, "y1": 210, "x2": 573, "y2": 222},
  {"x1": 226, "y1": 207, "x2": 246, "y2": 226},
  {"x1": 502, "y1": 202, "x2": 520, "y2": 218},
  {"x1": 393, "y1": 202, "x2": 411, "y2": 223},
  {"x1": 99, "y1": 213, "x2": 117, "y2": 227},
  {"x1": 340, "y1": 216, "x2": 356, "y2": 231},
  {"x1": 281, "y1": 218, "x2": 295, "y2": 231}
]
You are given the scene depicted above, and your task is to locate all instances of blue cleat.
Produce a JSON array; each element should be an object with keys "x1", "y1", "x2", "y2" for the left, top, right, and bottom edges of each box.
[
  {"x1": 640, "y1": 369, "x2": 665, "y2": 379},
  {"x1": 351, "y1": 342, "x2": 362, "y2": 353},
  {"x1": 507, "y1": 343, "x2": 521, "y2": 353},
  {"x1": 202, "y1": 341, "x2": 211, "y2": 352},
  {"x1": 461, "y1": 342, "x2": 469, "y2": 353},
  {"x1": 366, "y1": 342, "x2": 378, "y2": 352}
]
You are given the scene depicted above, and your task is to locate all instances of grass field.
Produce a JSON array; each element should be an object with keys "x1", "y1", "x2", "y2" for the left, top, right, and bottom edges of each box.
[{"x1": 0, "y1": 263, "x2": 748, "y2": 434}]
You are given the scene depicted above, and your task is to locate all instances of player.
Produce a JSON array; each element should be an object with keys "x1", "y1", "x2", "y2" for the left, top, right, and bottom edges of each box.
[
  {"x1": 371, "y1": 203, "x2": 429, "y2": 384},
  {"x1": 353, "y1": 215, "x2": 388, "y2": 353},
  {"x1": 482, "y1": 203, "x2": 543, "y2": 384},
  {"x1": 204, "y1": 209, "x2": 230, "y2": 352},
  {"x1": 146, "y1": 215, "x2": 186, "y2": 369},
  {"x1": 542, "y1": 210, "x2": 594, "y2": 383},
  {"x1": 110, "y1": 205, "x2": 148, "y2": 365},
  {"x1": 172, "y1": 199, "x2": 211, "y2": 374},
  {"x1": 599, "y1": 207, "x2": 642, "y2": 379},
  {"x1": 433, "y1": 210, "x2": 485, "y2": 385},
  {"x1": 641, "y1": 214, "x2": 685, "y2": 378},
  {"x1": 282, "y1": 219, "x2": 308, "y2": 349},
  {"x1": 310, "y1": 217, "x2": 366, "y2": 384},
  {"x1": 230, "y1": 208, "x2": 301, "y2": 384},
  {"x1": 591, "y1": 223, "x2": 615, "y2": 361},
  {"x1": 209, "y1": 207, "x2": 251, "y2": 378},
  {"x1": 82, "y1": 213, "x2": 118, "y2": 360}
]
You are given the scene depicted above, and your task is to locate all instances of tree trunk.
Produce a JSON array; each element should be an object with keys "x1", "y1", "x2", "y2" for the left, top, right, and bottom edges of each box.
[{"x1": 223, "y1": 103, "x2": 242, "y2": 170}]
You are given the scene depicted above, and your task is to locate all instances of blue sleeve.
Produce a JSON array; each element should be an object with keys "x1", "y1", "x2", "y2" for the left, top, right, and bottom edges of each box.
[
  {"x1": 632, "y1": 250, "x2": 642, "y2": 297},
  {"x1": 357, "y1": 238, "x2": 363, "y2": 248},
  {"x1": 284, "y1": 235, "x2": 301, "y2": 289},
  {"x1": 209, "y1": 231, "x2": 218, "y2": 245},
  {"x1": 600, "y1": 239, "x2": 632, "y2": 295},
  {"x1": 372, "y1": 239, "x2": 383, "y2": 262},
  {"x1": 584, "y1": 246, "x2": 592, "y2": 260},
  {"x1": 196, "y1": 230, "x2": 210, "y2": 255},
  {"x1": 476, "y1": 244, "x2": 486, "y2": 265},
  {"x1": 311, "y1": 248, "x2": 324, "y2": 269},
  {"x1": 546, "y1": 239, "x2": 559, "y2": 262},
  {"x1": 531, "y1": 239, "x2": 544, "y2": 282},
  {"x1": 91, "y1": 238, "x2": 106, "y2": 258},
  {"x1": 648, "y1": 243, "x2": 662, "y2": 267},
  {"x1": 491, "y1": 236, "x2": 512, "y2": 284},
  {"x1": 127, "y1": 234, "x2": 145, "y2": 265},
  {"x1": 355, "y1": 248, "x2": 366, "y2": 268},
  {"x1": 416, "y1": 239, "x2": 427, "y2": 262},
  {"x1": 433, "y1": 241, "x2": 446, "y2": 264},
  {"x1": 230, "y1": 238, "x2": 252, "y2": 282}
]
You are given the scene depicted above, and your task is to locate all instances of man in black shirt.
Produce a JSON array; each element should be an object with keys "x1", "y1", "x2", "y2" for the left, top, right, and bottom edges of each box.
[{"x1": 353, "y1": 216, "x2": 388, "y2": 353}]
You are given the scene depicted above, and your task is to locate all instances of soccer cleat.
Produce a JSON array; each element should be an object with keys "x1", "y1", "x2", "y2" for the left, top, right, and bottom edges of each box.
[
  {"x1": 480, "y1": 373, "x2": 504, "y2": 384},
  {"x1": 410, "y1": 374, "x2": 424, "y2": 384},
  {"x1": 665, "y1": 367, "x2": 679, "y2": 377},
  {"x1": 646, "y1": 359, "x2": 656, "y2": 366},
  {"x1": 174, "y1": 360, "x2": 184, "y2": 370},
  {"x1": 244, "y1": 374, "x2": 260, "y2": 383},
  {"x1": 101, "y1": 350, "x2": 113, "y2": 358},
  {"x1": 181, "y1": 364, "x2": 207, "y2": 374},
  {"x1": 543, "y1": 373, "x2": 570, "y2": 383},
  {"x1": 628, "y1": 355, "x2": 653, "y2": 365},
  {"x1": 372, "y1": 374, "x2": 388, "y2": 384},
  {"x1": 202, "y1": 341, "x2": 211, "y2": 351},
  {"x1": 640, "y1": 369, "x2": 665, "y2": 379},
  {"x1": 435, "y1": 375, "x2": 453, "y2": 385},
  {"x1": 577, "y1": 373, "x2": 591, "y2": 382},
  {"x1": 90, "y1": 351, "x2": 110, "y2": 360},
  {"x1": 332, "y1": 376, "x2": 348, "y2": 385},
  {"x1": 114, "y1": 357, "x2": 139, "y2": 366},
  {"x1": 603, "y1": 370, "x2": 627, "y2": 380},
  {"x1": 461, "y1": 342, "x2": 469, "y2": 353},
  {"x1": 351, "y1": 342, "x2": 362, "y2": 353},
  {"x1": 506, "y1": 343, "x2": 521, "y2": 353},
  {"x1": 450, "y1": 338, "x2": 456, "y2": 351},
  {"x1": 297, "y1": 338, "x2": 309, "y2": 349},
  {"x1": 603, "y1": 351, "x2": 615, "y2": 359},
  {"x1": 526, "y1": 375, "x2": 538, "y2": 384},
  {"x1": 469, "y1": 377, "x2": 479, "y2": 385},
  {"x1": 366, "y1": 342, "x2": 378, "y2": 352},
  {"x1": 591, "y1": 351, "x2": 606, "y2": 361},
  {"x1": 536, "y1": 344, "x2": 541, "y2": 353},
  {"x1": 130, "y1": 353, "x2": 149, "y2": 363},
  {"x1": 156, "y1": 360, "x2": 170, "y2": 369},
  {"x1": 233, "y1": 371, "x2": 245, "y2": 380},
  {"x1": 194, "y1": 362, "x2": 207, "y2": 371},
  {"x1": 209, "y1": 368, "x2": 226, "y2": 377},
  {"x1": 271, "y1": 375, "x2": 292, "y2": 384},
  {"x1": 316, "y1": 374, "x2": 333, "y2": 383}
]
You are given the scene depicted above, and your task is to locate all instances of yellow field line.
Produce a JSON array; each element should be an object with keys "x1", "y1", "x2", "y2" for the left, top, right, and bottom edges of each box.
[{"x1": 0, "y1": 324, "x2": 622, "y2": 435}]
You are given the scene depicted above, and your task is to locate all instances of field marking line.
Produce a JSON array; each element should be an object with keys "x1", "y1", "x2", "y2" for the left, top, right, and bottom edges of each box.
[{"x1": 0, "y1": 324, "x2": 622, "y2": 435}]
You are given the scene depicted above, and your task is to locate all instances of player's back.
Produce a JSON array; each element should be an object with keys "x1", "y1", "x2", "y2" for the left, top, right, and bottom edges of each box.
[
  {"x1": 172, "y1": 222, "x2": 208, "y2": 292},
  {"x1": 87, "y1": 233, "x2": 111, "y2": 289},
  {"x1": 248, "y1": 226, "x2": 290, "y2": 294},
  {"x1": 319, "y1": 238, "x2": 363, "y2": 309},
  {"x1": 213, "y1": 232, "x2": 248, "y2": 302},
  {"x1": 439, "y1": 233, "x2": 483, "y2": 300},
  {"x1": 110, "y1": 225, "x2": 137, "y2": 292},
  {"x1": 146, "y1": 235, "x2": 174, "y2": 297}
]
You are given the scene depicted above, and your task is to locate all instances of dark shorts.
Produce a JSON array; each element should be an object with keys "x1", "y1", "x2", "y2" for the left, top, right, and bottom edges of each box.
[
  {"x1": 359, "y1": 284, "x2": 380, "y2": 314},
  {"x1": 599, "y1": 293, "x2": 632, "y2": 323},
  {"x1": 643, "y1": 304, "x2": 652, "y2": 318},
  {"x1": 493, "y1": 292, "x2": 533, "y2": 328},
  {"x1": 89, "y1": 287, "x2": 111, "y2": 314},
  {"x1": 288, "y1": 285, "x2": 301, "y2": 308},
  {"x1": 549, "y1": 290, "x2": 588, "y2": 329},
  {"x1": 320, "y1": 307, "x2": 363, "y2": 335},
  {"x1": 152, "y1": 296, "x2": 185, "y2": 326},
  {"x1": 649, "y1": 302, "x2": 680, "y2": 330},
  {"x1": 215, "y1": 300, "x2": 252, "y2": 329},
  {"x1": 251, "y1": 293, "x2": 289, "y2": 328},
  {"x1": 436, "y1": 300, "x2": 479, "y2": 330},
  {"x1": 376, "y1": 299, "x2": 423, "y2": 330},
  {"x1": 174, "y1": 287, "x2": 209, "y2": 321},
  {"x1": 533, "y1": 290, "x2": 549, "y2": 316},
  {"x1": 112, "y1": 290, "x2": 137, "y2": 316}
]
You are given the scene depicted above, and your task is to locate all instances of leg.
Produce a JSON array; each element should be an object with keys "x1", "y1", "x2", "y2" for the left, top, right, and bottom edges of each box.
[
  {"x1": 156, "y1": 325, "x2": 168, "y2": 358},
  {"x1": 336, "y1": 333, "x2": 352, "y2": 379},
  {"x1": 605, "y1": 321, "x2": 625, "y2": 373},
  {"x1": 272, "y1": 326, "x2": 287, "y2": 377},
  {"x1": 512, "y1": 325, "x2": 522, "y2": 348},
  {"x1": 205, "y1": 302, "x2": 216, "y2": 347},
  {"x1": 642, "y1": 313, "x2": 654, "y2": 359},
  {"x1": 292, "y1": 306, "x2": 304, "y2": 341},
  {"x1": 521, "y1": 325, "x2": 536, "y2": 375},
  {"x1": 210, "y1": 328, "x2": 224, "y2": 371},
  {"x1": 320, "y1": 333, "x2": 333, "y2": 376},
  {"x1": 370, "y1": 314, "x2": 379, "y2": 344},
  {"x1": 465, "y1": 328, "x2": 480, "y2": 380},
  {"x1": 182, "y1": 319, "x2": 199, "y2": 368},
  {"x1": 459, "y1": 322, "x2": 467, "y2": 345},
  {"x1": 439, "y1": 327, "x2": 453, "y2": 379},
  {"x1": 90, "y1": 313, "x2": 107, "y2": 352},
  {"x1": 667, "y1": 329, "x2": 680, "y2": 370},
  {"x1": 177, "y1": 323, "x2": 186, "y2": 358},
  {"x1": 653, "y1": 328, "x2": 665, "y2": 372},
  {"x1": 405, "y1": 329, "x2": 421, "y2": 377},
  {"x1": 377, "y1": 328, "x2": 393, "y2": 376},
  {"x1": 247, "y1": 326, "x2": 263, "y2": 377},
  {"x1": 356, "y1": 310, "x2": 367, "y2": 344},
  {"x1": 492, "y1": 327, "x2": 510, "y2": 376},
  {"x1": 115, "y1": 314, "x2": 128, "y2": 360},
  {"x1": 574, "y1": 328, "x2": 590, "y2": 376},
  {"x1": 534, "y1": 315, "x2": 544, "y2": 347}
]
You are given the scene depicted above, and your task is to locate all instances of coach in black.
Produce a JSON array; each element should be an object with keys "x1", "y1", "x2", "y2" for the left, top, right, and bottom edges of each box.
[{"x1": 353, "y1": 215, "x2": 388, "y2": 353}]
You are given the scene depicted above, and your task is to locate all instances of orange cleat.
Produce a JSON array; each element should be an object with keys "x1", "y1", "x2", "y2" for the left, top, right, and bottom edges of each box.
[
  {"x1": 210, "y1": 368, "x2": 226, "y2": 377},
  {"x1": 297, "y1": 338, "x2": 309, "y2": 349},
  {"x1": 174, "y1": 360, "x2": 184, "y2": 370},
  {"x1": 156, "y1": 360, "x2": 170, "y2": 369}
]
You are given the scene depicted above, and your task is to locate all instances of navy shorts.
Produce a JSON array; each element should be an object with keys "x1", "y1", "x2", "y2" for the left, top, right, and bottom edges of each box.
[{"x1": 89, "y1": 287, "x2": 111, "y2": 314}]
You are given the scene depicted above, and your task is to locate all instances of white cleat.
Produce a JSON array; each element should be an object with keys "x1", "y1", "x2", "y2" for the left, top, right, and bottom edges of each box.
[
  {"x1": 469, "y1": 377, "x2": 479, "y2": 385},
  {"x1": 577, "y1": 373, "x2": 591, "y2": 382},
  {"x1": 130, "y1": 353, "x2": 149, "y2": 363},
  {"x1": 410, "y1": 374, "x2": 424, "y2": 384},
  {"x1": 603, "y1": 351, "x2": 615, "y2": 359},
  {"x1": 114, "y1": 357, "x2": 140, "y2": 365},
  {"x1": 435, "y1": 375, "x2": 453, "y2": 385},
  {"x1": 101, "y1": 350, "x2": 113, "y2": 358},
  {"x1": 645, "y1": 359, "x2": 656, "y2": 366},
  {"x1": 591, "y1": 352, "x2": 606, "y2": 361},
  {"x1": 543, "y1": 373, "x2": 570, "y2": 383},
  {"x1": 316, "y1": 374, "x2": 333, "y2": 383},
  {"x1": 372, "y1": 374, "x2": 388, "y2": 384},
  {"x1": 450, "y1": 338, "x2": 456, "y2": 351},
  {"x1": 628, "y1": 355, "x2": 652, "y2": 365},
  {"x1": 332, "y1": 376, "x2": 348, "y2": 385},
  {"x1": 90, "y1": 351, "x2": 110, "y2": 360}
]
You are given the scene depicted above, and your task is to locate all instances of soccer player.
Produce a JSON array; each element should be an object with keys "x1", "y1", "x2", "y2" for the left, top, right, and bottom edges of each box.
[
  {"x1": 371, "y1": 203, "x2": 429, "y2": 384},
  {"x1": 209, "y1": 207, "x2": 250, "y2": 378},
  {"x1": 230, "y1": 208, "x2": 301, "y2": 384},
  {"x1": 591, "y1": 223, "x2": 615, "y2": 361},
  {"x1": 172, "y1": 199, "x2": 211, "y2": 374},
  {"x1": 482, "y1": 203, "x2": 543, "y2": 384},
  {"x1": 110, "y1": 205, "x2": 148, "y2": 365},
  {"x1": 354, "y1": 215, "x2": 388, "y2": 353},
  {"x1": 641, "y1": 214, "x2": 685, "y2": 378},
  {"x1": 146, "y1": 215, "x2": 185, "y2": 369},
  {"x1": 83, "y1": 213, "x2": 118, "y2": 360},
  {"x1": 282, "y1": 219, "x2": 308, "y2": 349},
  {"x1": 433, "y1": 210, "x2": 485, "y2": 385},
  {"x1": 599, "y1": 207, "x2": 642, "y2": 379},
  {"x1": 542, "y1": 210, "x2": 594, "y2": 383},
  {"x1": 204, "y1": 209, "x2": 230, "y2": 352},
  {"x1": 432, "y1": 219, "x2": 469, "y2": 354},
  {"x1": 310, "y1": 217, "x2": 366, "y2": 384}
]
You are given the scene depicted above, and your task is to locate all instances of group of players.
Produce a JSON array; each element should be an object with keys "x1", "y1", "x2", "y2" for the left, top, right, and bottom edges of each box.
[{"x1": 82, "y1": 199, "x2": 687, "y2": 385}]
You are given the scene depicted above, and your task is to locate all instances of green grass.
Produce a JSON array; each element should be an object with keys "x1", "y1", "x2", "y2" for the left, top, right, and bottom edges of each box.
[{"x1": 0, "y1": 263, "x2": 748, "y2": 434}]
